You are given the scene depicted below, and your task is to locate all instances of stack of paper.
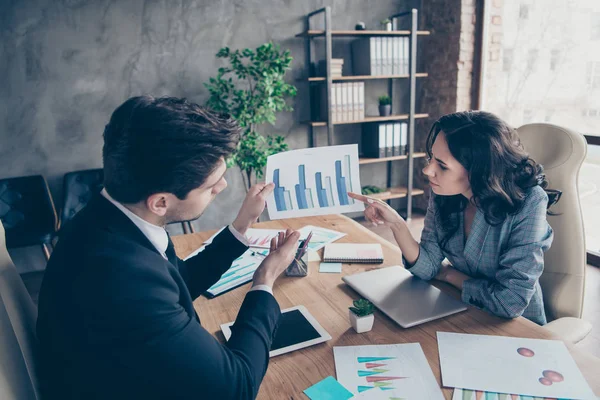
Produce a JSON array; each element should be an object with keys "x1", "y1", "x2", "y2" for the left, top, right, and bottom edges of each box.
[{"x1": 437, "y1": 332, "x2": 596, "y2": 400}]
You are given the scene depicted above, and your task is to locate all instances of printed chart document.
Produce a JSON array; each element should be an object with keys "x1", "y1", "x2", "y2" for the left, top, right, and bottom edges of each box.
[
  {"x1": 437, "y1": 332, "x2": 595, "y2": 400},
  {"x1": 298, "y1": 225, "x2": 346, "y2": 252},
  {"x1": 266, "y1": 144, "x2": 364, "y2": 219},
  {"x1": 334, "y1": 343, "x2": 444, "y2": 399}
]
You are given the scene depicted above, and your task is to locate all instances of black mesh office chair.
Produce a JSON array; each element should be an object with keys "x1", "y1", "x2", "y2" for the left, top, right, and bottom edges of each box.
[
  {"x1": 60, "y1": 169, "x2": 194, "y2": 234},
  {"x1": 0, "y1": 175, "x2": 58, "y2": 260},
  {"x1": 60, "y1": 168, "x2": 105, "y2": 230}
]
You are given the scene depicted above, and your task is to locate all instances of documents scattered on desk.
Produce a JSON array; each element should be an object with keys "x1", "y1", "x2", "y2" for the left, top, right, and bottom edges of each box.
[
  {"x1": 452, "y1": 388, "x2": 575, "y2": 400},
  {"x1": 299, "y1": 225, "x2": 347, "y2": 252},
  {"x1": 350, "y1": 387, "x2": 391, "y2": 399},
  {"x1": 265, "y1": 144, "x2": 364, "y2": 219},
  {"x1": 319, "y1": 262, "x2": 342, "y2": 273},
  {"x1": 323, "y1": 243, "x2": 384, "y2": 264},
  {"x1": 303, "y1": 376, "x2": 353, "y2": 400},
  {"x1": 203, "y1": 248, "x2": 269, "y2": 298},
  {"x1": 244, "y1": 228, "x2": 286, "y2": 248},
  {"x1": 437, "y1": 332, "x2": 596, "y2": 400},
  {"x1": 333, "y1": 343, "x2": 444, "y2": 399}
]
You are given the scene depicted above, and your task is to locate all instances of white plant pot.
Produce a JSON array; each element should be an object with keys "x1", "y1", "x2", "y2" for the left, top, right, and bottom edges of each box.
[{"x1": 349, "y1": 311, "x2": 374, "y2": 333}]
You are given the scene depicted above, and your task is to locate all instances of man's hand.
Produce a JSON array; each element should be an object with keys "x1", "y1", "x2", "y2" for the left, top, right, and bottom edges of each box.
[
  {"x1": 252, "y1": 229, "x2": 301, "y2": 288},
  {"x1": 232, "y1": 183, "x2": 275, "y2": 235}
]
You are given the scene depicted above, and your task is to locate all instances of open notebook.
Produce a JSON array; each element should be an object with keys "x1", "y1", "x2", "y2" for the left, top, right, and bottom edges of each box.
[{"x1": 323, "y1": 243, "x2": 384, "y2": 264}]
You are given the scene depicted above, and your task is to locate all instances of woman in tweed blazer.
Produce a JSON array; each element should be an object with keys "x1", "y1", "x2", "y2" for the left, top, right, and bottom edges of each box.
[{"x1": 349, "y1": 111, "x2": 554, "y2": 325}]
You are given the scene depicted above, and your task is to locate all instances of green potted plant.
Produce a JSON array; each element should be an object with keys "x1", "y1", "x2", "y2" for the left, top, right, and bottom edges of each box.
[
  {"x1": 349, "y1": 298, "x2": 375, "y2": 333},
  {"x1": 381, "y1": 18, "x2": 392, "y2": 31},
  {"x1": 204, "y1": 43, "x2": 297, "y2": 191},
  {"x1": 378, "y1": 95, "x2": 391, "y2": 117}
]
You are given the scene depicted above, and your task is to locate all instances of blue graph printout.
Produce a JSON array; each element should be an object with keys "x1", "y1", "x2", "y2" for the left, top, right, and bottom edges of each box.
[{"x1": 266, "y1": 145, "x2": 364, "y2": 219}]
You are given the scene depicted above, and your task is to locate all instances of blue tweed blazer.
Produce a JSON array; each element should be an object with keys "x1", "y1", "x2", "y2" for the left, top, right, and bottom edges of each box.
[{"x1": 405, "y1": 185, "x2": 553, "y2": 325}]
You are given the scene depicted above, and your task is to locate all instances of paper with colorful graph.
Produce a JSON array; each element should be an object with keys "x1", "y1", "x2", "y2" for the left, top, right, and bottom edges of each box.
[
  {"x1": 244, "y1": 228, "x2": 286, "y2": 248},
  {"x1": 437, "y1": 332, "x2": 595, "y2": 400},
  {"x1": 452, "y1": 388, "x2": 576, "y2": 399},
  {"x1": 333, "y1": 343, "x2": 444, "y2": 400}
]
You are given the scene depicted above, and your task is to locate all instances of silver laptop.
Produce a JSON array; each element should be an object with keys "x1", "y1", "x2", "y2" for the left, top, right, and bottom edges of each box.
[{"x1": 343, "y1": 266, "x2": 467, "y2": 328}]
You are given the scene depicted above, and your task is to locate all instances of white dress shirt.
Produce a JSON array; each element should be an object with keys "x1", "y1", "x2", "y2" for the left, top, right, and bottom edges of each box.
[{"x1": 100, "y1": 189, "x2": 272, "y2": 295}]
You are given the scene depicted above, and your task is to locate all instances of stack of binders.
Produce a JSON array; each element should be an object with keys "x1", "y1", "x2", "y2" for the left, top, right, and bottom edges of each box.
[
  {"x1": 362, "y1": 122, "x2": 408, "y2": 158},
  {"x1": 319, "y1": 82, "x2": 365, "y2": 123},
  {"x1": 350, "y1": 37, "x2": 410, "y2": 76},
  {"x1": 317, "y1": 59, "x2": 344, "y2": 78}
]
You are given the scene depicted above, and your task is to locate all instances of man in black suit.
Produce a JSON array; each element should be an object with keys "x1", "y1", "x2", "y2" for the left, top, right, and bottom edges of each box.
[{"x1": 37, "y1": 96, "x2": 300, "y2": 399}]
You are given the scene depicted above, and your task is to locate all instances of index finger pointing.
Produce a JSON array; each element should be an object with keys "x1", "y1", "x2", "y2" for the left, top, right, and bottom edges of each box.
[{"x1": 347, "y1": 191, "x2": 375, "y2": 204}]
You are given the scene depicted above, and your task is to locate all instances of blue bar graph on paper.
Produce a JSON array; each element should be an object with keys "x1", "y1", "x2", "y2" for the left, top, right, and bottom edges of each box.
[
  {"x1": 315, "y1": 172, "x2": 335, "y2": 207},
  {"x1": 295, "y1": 164, "x2": 311, "y2": 209},
  {"x1": 272, "y1": 154, "x2": 354, "y2": 212},
  {"x1": 273, "y1": 168, "x2": 293, "y2": 212},
  {"x1": 335, "y1": 160, "x2": 348, "y2": 205},
  {"x1": 335, "y1": 155, "x2": 355, "y2": 206}
]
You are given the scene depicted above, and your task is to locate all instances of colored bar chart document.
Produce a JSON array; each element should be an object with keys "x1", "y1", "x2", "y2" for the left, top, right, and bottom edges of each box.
[
  {"x1": 333, "y1": 344, "x2": 444, "y2": 400},
  {"x1": 266, "y1": 144, "x2": 364, "y2": 219},
  {"x1": 298, "y1": 225, "x2": 346, "y2": 252},
  {"x1": 245, "y1": 228, "x2": 287, "y2": 248},
  {"x1": 204, "y1": 248, "x2": 269, "y2": 298}
]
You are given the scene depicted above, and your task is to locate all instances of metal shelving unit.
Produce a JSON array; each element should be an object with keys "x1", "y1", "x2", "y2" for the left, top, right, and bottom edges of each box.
[{"x1": 298, "y1": 7, "x2": 428, "y2": 219}]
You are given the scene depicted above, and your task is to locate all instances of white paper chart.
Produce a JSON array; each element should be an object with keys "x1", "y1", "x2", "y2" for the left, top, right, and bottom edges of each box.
[
  {"x1": 333, "y1": 344, "x2": 444, "y2": 400},
  {"x1": 437, "y1": 332, "x2": 596, "y2": 400},
  {"x1": 204, "y1": 248, "x2": 269, "y2": 297},
  {"x1": 266, "y1": 144, "x2": 364, "y2": 219}
]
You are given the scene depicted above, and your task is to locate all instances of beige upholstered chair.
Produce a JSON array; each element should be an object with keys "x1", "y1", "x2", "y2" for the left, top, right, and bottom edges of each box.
[
  {"x1": 517, "y1": 123, "x2": 592, "y2": 344},
  {"x1": 0, "y1": 220, "x2": 41, "y2": 399}
]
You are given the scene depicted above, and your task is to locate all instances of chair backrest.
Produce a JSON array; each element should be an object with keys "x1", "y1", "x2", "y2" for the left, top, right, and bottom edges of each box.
[
  {"x1": 517, "y1": 123, "x2": 588, "y2": 321},
  {"x1": 0, "y1": 221, "x2": 41, "y2": 399},
  {"x1": 0, "y1": 175, "x2": 57, "y2": 248},
  {"x1": 61, "y1": 168, "x2": 104, "y2": 229}
]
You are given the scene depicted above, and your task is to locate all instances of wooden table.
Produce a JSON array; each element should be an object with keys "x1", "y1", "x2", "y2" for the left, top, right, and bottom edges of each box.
[{"x1": 172, "y1": 214, "x2": 600, "y2": 399}]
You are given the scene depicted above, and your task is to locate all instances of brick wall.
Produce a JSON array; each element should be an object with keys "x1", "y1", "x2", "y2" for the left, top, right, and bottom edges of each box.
[{"x1": 412, "y1": 0, "x2": 481, "y2": 211}]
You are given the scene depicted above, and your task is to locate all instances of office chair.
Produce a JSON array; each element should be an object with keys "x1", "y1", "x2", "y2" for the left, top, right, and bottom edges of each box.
[
  {"x1": 60, "y1": 169, "x2": 194, "y2": 235},
  {"x1": 60, "y1": 168, "x2": 104, "y2": 230},
  {"x1": 517, "y1": 123, "x2": 592, "y2": 344},
  {"x1": 0, "y1": 176, "x2": 58, "y2": 261},
  {"x1": 0, "y1": 220, "x2": 41, "y2": 399}
]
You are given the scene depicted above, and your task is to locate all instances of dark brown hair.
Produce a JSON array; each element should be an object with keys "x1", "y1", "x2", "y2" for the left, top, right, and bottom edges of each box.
[
  {"x1": 103, "y1": 96, "x2": 241, "y2": 203},
  {"x1": 426, "y1": 111, "x2": 548, "y2": 249}
]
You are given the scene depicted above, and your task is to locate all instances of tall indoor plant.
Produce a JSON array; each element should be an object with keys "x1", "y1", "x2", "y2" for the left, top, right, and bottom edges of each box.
[{"x1": 204, "y1": 43, "x2": 297, "y2": 190}]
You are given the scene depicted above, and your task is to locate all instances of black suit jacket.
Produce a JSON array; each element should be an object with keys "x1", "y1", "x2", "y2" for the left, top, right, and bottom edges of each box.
[{"x1": 36, "y1": 195, "x2": 281, "y2": 399}]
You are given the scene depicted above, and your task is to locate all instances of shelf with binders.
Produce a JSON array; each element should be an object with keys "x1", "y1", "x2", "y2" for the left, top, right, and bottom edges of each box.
[
  {"x1": 368, "y1": 186, "x2": 425, "y2": 201},
  {"x1": 359, "y1": 152, "x2": 426, "y2": 165},
  {"x1": 295, "y1": 30, "x2": 431, "y2": 37},
  {"x1": 306, "y1": 113, "x2": 430, "y2": 127},
  {"x1": 307, "y1": 73, "x2": 428, "y2": 82},
  {"x1": 298, "y1": 7, "x2": 428, "y2": 220}
]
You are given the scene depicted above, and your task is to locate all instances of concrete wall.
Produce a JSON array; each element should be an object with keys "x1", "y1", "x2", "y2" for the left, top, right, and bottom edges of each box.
[{"x1": 1, "y1": 0, "x2": 432, "y2": 271}]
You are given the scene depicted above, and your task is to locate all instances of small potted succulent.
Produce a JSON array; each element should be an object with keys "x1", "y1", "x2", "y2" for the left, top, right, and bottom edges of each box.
[
  {"x1": 349, "y1": 299, "x2": 374, "y2": 333},
  {"x1": 381, "y1": 18, "x2": 392, "y2": 31},
  {"x1": 378, "y1": 95, "x2": 391, "y2": 116}
]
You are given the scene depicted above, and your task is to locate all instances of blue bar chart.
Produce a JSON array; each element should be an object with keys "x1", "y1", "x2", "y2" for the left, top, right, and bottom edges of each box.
[{"x1": 267, "y1": 145, "x2": 364, "y2": 219}]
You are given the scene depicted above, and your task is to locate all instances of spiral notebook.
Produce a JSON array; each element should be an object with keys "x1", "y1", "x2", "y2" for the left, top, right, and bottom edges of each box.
[{"x1": 323, "y1": 243, "x2": 384, "y2": 264}]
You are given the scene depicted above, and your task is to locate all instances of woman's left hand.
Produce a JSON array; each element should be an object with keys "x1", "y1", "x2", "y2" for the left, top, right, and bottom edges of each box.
[{"x1": 435, "y1": 263, "x2": 471, "y2": 290}]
